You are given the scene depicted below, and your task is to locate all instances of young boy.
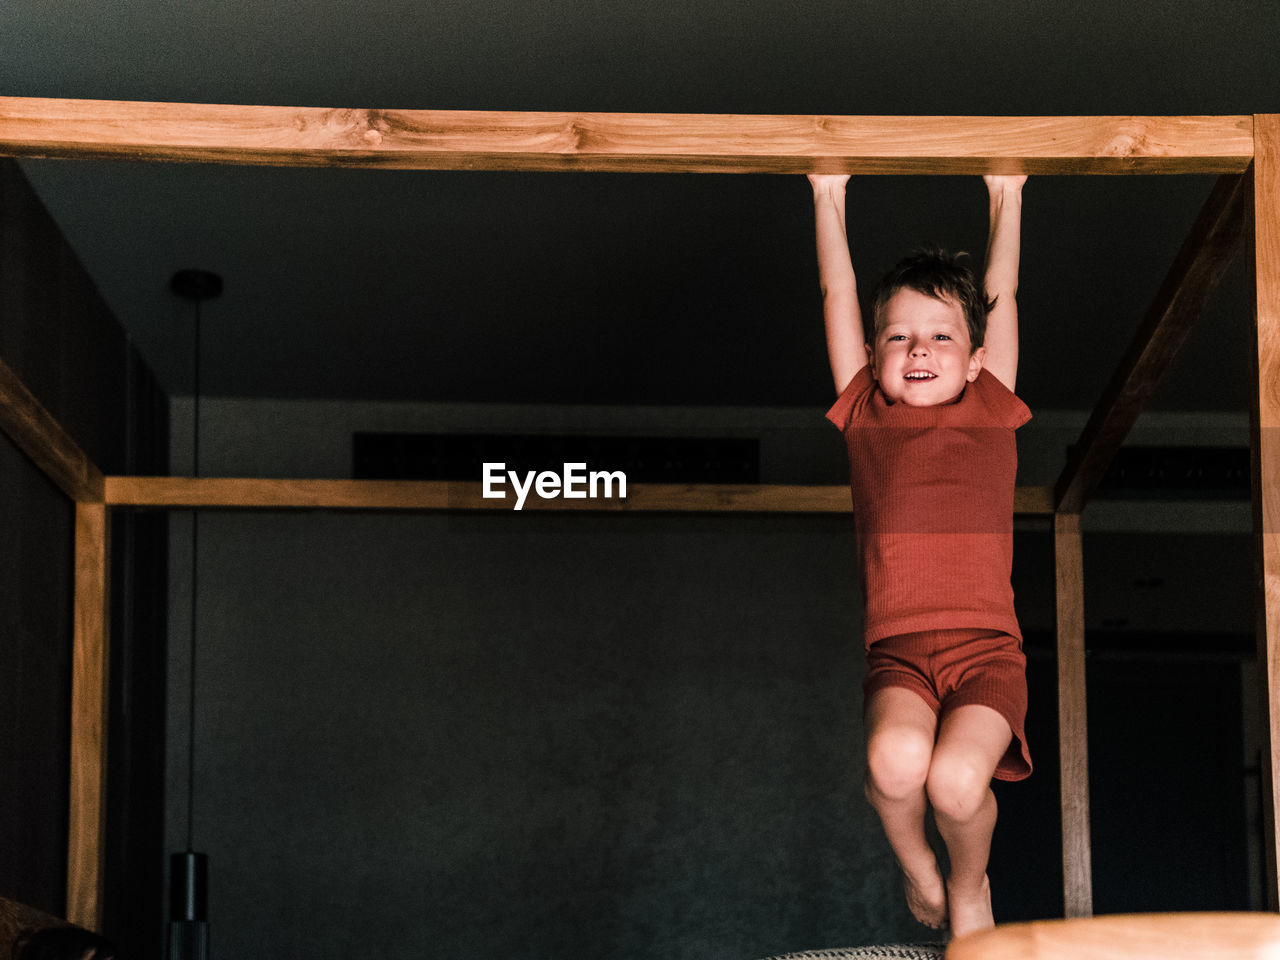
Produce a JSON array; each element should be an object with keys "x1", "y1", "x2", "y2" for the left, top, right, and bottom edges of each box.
[{"x1": 808, "y1": 173, "x2": 1029, "y2": 939}]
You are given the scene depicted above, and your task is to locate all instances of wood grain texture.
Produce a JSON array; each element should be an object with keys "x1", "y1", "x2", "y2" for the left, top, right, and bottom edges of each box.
[
  {"x1": 1055, "y1": 173, "x2": 1247, "y2": 513},
  {"x1": 1251, "y1": 113, "x2": 1280, "y2": 912},
  {"x1": 947, "y1": 912, "x2": 1280, "y2": 960},
  {"x1": 0, "y1": 355, "x2": 104, "y2": 501},
  {"x1": 1054, "y1": 511, "x2": 1092, "y2": 918},
  {"x1": 67, "y1": 503, "x2": 109, "y2": 931},
  {"x1": 103, "y1": 476, "x2": 1056, "y2": 515},
  {"x1": 0, "y1": 98, "x2": 1254, "y2": 174}
]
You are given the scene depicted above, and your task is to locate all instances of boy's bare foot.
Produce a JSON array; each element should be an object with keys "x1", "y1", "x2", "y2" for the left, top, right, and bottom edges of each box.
[
  {"x1": 946, "y1": 873, "x2": 994, "y2": 939},
  {"x1": 902, "y1": 863, "x2": 948, "y2": 930}
]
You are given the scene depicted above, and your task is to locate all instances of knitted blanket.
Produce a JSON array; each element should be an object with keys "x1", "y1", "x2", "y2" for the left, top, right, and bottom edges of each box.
[{"x1": 760, "y1": 946, "x2": 946, "y2": 960}]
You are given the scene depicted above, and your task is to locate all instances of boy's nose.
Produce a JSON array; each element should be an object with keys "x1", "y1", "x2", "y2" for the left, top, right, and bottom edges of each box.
[{"x1": 909, "y1": 339, "x2": 929, "y2": 356}]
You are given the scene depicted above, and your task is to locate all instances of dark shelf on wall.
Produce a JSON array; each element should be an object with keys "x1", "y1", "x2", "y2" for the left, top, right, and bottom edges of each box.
[
  {"x1": 353, "y1": 433, "x2": 760, "y2": 484},
  {"x1": 1086, "y1": 446, "x2": 1250, "y2": 500}
]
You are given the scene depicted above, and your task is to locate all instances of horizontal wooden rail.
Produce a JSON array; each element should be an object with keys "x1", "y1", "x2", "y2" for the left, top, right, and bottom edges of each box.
[
  {"x1": 104, "y1": 476, "x2": 1057, "y2": 515},
  {"x1": 0, "y1": 355, "x2": 104, "y2": 502},
  {"x1": 0, "y1": 98, "x2": 1254, "y2": 174}
]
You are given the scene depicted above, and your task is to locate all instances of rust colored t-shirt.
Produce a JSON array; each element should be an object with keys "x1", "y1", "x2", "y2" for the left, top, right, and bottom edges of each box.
[{"x1": 826, "y1": 366, "x2": 1032, "y2": 647}]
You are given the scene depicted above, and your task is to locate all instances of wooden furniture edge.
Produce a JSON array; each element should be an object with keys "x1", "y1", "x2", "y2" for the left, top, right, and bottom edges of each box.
[
  {"x1": 946, "y1": 912, "x2": 1280, "y2": 960},
  {"x1": 0, "y1": 895, "x2": 104, "y2": 958}
]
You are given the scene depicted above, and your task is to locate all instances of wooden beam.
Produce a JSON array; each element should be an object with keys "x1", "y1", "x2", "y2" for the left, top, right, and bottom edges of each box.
[
  {"x1": 0, "y1": 355, "x2": 104, "y2": 502},
  {"x1": 1251, "y1": 113, "x2": 1280, "y2": 911},
  {"x1": 1055, "y1": 173, "x2": 1248, "y2": 513},
  {"x1": 0, "y1": 98, "x2": 1254, "y2": 174},
  {"x1": 103, "y1": 475, "x2": 1057, "y2": 515},
  {"x1": 67, "y1": 502, "x2": 110, "y2": 932},
  {"x1": 1054, "y1": 511, "x2": 1092, "y2": 918}
]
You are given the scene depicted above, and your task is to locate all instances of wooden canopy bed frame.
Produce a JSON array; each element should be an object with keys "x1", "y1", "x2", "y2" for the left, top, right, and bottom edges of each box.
[{"x1": 0, "y1": 99, "x2": 1275, "y2": 933}]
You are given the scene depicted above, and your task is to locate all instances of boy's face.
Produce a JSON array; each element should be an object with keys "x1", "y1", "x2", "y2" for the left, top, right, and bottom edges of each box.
[{"x1": 866, "y1": 287, "x2": 985, "y2": 406}]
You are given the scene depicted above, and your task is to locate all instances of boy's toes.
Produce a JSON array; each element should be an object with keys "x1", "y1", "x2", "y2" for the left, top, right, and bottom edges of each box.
[{"x1": 903, "y1": 871, "x2": 948, "y2": 930}]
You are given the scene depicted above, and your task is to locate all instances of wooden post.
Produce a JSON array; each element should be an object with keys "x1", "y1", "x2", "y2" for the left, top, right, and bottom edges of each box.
[
  {"x1": 1251, "y1": 113, "x2": 1280, "y2": 911},
  {"x1": 67, "y1": 502, "x2": 110, "y2": 931},
  {"x1": 1055, "y1": 511, "x2": 1092, "y2": 917}
]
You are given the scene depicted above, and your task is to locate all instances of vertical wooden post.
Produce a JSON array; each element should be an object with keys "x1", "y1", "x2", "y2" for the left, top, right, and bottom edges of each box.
[
  {"x1": 67, "y1": 501, "x2": 110, "y2": 931},
  {"x1": 1252, "y1": 113, "x2": 1280, "y2": 912},
  {"x1": 1054, "y1": 510, "x2": 1093, "y2": 917}
]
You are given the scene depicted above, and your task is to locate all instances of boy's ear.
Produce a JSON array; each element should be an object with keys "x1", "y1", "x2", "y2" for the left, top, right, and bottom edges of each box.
[
  {"x1": 865, "y1": 342, "x2": 876, "y2": 374},
  {"x1": 966, "y1": 345, "x2": 987, "y2": 382}
]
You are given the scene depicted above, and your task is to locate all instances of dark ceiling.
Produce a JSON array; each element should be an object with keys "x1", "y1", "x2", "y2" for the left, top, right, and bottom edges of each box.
[{"x1": 3, "y1": 0, "x2": 1276, "y2": 411}]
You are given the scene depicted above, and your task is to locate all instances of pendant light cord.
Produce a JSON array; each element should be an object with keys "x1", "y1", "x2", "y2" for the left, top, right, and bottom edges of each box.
[{"x1": 187, "y1": 297, "x2": 201, "y2": 852}]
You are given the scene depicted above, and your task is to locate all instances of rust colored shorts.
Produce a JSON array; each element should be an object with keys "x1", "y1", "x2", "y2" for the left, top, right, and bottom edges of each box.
[{"x1": 863, "y1": 627, "x2": 1031, "y2": 782}]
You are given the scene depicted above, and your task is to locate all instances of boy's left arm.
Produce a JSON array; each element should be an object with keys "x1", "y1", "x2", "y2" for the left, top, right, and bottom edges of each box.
[{"x1": 980, "y1": 175, "x2": 1026, "y2": 393}]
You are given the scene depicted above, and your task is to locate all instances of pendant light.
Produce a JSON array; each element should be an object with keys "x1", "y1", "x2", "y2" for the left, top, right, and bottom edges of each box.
[{"x1": 168, "y1": 268, "x2": 222, "y2": 960}]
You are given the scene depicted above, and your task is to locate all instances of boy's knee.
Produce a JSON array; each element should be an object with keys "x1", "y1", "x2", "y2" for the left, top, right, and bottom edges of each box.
[
  {"x1": 866, "y1": 728, "x2": 932, "y2": 800},
  {"x1": 926, "y1": 754, "x2": 991, "y2": 822}
]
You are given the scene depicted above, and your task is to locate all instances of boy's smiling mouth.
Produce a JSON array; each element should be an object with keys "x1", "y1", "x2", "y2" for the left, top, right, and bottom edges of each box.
[{"x1": 903, "y1": 370, "x2": 937, "y2": 380}]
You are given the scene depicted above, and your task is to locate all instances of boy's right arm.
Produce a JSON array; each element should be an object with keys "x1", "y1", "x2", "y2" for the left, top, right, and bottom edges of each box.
[{"x1": 808, "y1": 175, "x2": 867, "y2": 395}]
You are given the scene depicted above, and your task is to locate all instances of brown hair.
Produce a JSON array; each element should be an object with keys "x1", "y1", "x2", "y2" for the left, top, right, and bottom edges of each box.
[{"x1": 867, "y1": 245, "x2": 994, "y2": 351}]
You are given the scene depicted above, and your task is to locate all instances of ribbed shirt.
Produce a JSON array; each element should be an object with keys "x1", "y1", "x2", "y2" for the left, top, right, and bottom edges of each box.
[{"x1": 826, "y1": 366, "x2": 1032, "y2": 647}]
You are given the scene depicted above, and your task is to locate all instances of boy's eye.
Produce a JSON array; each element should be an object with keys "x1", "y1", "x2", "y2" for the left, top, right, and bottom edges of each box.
[{"x1": 934, "y1": 334, "x2": 951, "y2": 341}]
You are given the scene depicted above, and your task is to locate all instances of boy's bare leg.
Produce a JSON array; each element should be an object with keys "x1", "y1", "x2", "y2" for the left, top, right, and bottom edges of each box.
[
  {"x1": 926, "y1": 704, "x2": 1013, "y2": 938},
  {"x1": 864, "y1": 687, "x2": 947, "y2": 929}
]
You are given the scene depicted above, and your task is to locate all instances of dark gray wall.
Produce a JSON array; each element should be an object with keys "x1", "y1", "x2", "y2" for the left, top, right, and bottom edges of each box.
[
  {"x1": 0, "y1": 159, "x2": 169, "y2": 955},
  {"x1": 0, "y1": 435, "x2": 73, "y2": 913},
  {"x1": 182, "y1": 510, "x2": 928, "y2": 958},
  {"x1": 0, "y1": 162, "x2": 132, "y2": 475},
  {"x1": 171, "y1": 505, "x2": 1260, "y2": 958}
]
